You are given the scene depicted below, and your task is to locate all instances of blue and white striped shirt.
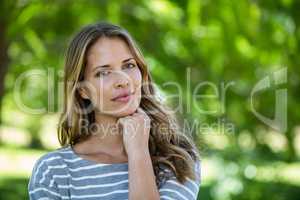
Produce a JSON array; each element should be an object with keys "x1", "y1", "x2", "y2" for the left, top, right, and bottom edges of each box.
[{"x1": 28, "y1": 146, "x2": 201, "y2": 200}]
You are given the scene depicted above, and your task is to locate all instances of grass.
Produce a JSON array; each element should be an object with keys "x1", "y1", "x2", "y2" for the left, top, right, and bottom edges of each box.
[{"x1": 0, "y1": 146, "x2": 47, "y2": 178}]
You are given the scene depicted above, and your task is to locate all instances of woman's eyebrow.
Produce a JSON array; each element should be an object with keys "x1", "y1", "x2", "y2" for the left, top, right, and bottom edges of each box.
[{"x1": 92, "y1": 57, "x2": 135, "y2": 72}]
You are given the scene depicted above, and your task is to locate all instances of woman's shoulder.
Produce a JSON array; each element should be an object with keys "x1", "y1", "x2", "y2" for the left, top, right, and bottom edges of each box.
[
  {"x1": 28, "y1": 146, "x2": 74, "y2": 199},
  {"x1": 29, "y1": 146, "x2": 71, "y2": 186},
  {"x1": 157, "y1": 159, "x2": 201, "y2": 199},
  {"x1": 32, "y1": 146, "x2": 73, "y2": 168},
  {"x1": 156, "y1": 158, "x2": 201, "y2": 186}
]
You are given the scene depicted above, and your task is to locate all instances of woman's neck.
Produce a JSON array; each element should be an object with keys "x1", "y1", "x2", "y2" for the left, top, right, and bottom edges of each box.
[{"x1": 74, "y1": 113, "x2": 126, "y2": 157}]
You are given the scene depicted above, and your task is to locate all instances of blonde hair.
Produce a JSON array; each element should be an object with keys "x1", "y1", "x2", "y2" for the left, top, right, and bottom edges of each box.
[{"x1": 58, "y1": 22, "x2": 200, "y2": 185}]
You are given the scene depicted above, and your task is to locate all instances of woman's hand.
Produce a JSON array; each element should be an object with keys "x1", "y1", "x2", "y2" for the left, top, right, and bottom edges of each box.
[
  {"x1": 117, "y1": 107, "x2": 151, "y2": 156},
  {"x1": 118, "y1": 108, "x2": 160, "y2": 200}
]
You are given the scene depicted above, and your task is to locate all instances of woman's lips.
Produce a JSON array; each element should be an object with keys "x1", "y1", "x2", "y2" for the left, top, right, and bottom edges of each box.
[{"x1": 112, "y1": 93, "x2": 133, "y2": 103}]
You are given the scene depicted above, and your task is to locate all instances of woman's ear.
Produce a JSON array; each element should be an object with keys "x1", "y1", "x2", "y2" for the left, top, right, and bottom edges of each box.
[{"x1": 78, "y1": 87, "x2": 89, "y2": 100}]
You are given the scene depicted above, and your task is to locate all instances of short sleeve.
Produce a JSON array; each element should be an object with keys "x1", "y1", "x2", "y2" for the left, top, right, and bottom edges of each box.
[
  {"x1": 28, "y1": 154, "x2": 62, "y2": 200},
  {"x1": 159, "y1": 160, "x2": 201, "y2": 200}
]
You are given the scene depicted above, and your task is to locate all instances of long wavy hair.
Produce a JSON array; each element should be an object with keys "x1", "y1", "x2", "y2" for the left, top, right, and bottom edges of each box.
[{"x1": 58, "y1": 22, "x2": 200, "y2": 185}]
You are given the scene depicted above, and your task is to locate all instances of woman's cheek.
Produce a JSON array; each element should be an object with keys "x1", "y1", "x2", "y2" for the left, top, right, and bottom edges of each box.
[
  {"x1": 130, "y1": 69, "x2": 142, "y2": 88},
  {"x1": 101, "y1": 84, "x2": 112, "y2": 103},
  {"x1": 131, "y1": 73, "x2": 142, "y2": 104},
  {"x1": 90, "y1": 80, "x2": 108, "y2": 109}
]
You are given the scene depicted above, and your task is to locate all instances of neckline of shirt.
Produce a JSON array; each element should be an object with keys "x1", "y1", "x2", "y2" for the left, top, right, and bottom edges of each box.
[{"x1": 65, "y1": 145, "x2": 129, "y2": 166}]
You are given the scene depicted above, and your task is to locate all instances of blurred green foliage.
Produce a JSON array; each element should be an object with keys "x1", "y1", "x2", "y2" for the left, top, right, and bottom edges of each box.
[{"x1": 0, "y1": 0, "x2": 300, "y2": 200}]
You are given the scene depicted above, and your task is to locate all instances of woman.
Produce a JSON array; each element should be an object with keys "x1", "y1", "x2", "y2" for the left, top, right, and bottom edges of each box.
[{"x1": 28, "y1": 22, "x2": 201, "y2": 200}]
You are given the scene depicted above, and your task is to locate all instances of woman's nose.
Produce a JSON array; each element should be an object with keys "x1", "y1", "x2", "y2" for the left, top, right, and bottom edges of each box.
[{"x1": 114, "y1": 78, "x2": 129, "y2": 89}]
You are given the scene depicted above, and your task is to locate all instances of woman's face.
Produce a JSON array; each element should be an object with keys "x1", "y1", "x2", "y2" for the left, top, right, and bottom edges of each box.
[{"x1": 80, "y1": 37, "x2": 142, "y2": 117}]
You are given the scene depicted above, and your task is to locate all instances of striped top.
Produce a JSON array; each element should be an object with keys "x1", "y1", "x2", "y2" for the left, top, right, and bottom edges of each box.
[{"x1": 28, "y1": 146, "x2": 201, "y2": 200}]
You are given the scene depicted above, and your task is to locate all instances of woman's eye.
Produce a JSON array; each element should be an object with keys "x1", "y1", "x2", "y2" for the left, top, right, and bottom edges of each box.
[
  {"x1": 95, "y1": 71, "x2": 110, "y2": 77},
  {"x1": 125, "y1": 63, "x2": 136, "y2": 69}
]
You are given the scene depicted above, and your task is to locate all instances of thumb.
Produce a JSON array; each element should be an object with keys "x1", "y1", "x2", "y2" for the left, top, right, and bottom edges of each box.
[{"x1": 117, "y1": 118, "x2": 124, "y2": 132}]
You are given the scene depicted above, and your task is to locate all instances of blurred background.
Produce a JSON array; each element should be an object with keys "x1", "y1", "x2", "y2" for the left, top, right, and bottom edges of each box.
[{"x1": 0, "y1": 0, "x2": 300, "y2": 199}]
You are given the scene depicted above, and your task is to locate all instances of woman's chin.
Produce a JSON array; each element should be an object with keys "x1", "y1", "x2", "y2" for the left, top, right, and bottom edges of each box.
[
  {"x1": 100, "y1": 98, "x2": 141, "y2": 117},
  {"x1": 113, "y1": 99, "x2": 140, "y2": 117},
  {"x1": 102, "y1": 105, "x2": 138, "y2": 117},
  {"x1": 115, "y1": 107, "x2": 138, "y2": 117}
]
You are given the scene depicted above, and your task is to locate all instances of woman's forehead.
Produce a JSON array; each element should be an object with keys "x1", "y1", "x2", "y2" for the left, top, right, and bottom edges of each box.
[{"x1": 87, "y1": 37, "x2": 133, "y2": 64}]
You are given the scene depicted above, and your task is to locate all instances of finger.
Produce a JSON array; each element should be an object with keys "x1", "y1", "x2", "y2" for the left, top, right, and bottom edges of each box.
[
  {"x1": 136, "y1": 107, "x2": 144, "y2": 113},
  {"x1": 136, "y1": 107, "x2": 147, "y2": 116},
  {"x1": 134, "y1": 109, "x2": 151, "y2": 125},
  {"x1": 117, "y1": 117, "x2": 124, "y2": 123},
  {"x1": 117, "y1": 117, "x2": 128, "y2": 125}
]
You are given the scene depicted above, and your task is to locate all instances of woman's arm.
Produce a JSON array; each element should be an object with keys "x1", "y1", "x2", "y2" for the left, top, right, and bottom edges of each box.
[
  {"x1": 127, "y1": 148, "x2": 160, "y2": 200},
  {"x1": 118, "y1": 107, "x2": 160, "y2": 200},
  {"x1": 118, "y1": 108, "x2": 201, "y2": 200},
  {"x1": 28, "y1": 154, "x2": 62, "y2": 200}
]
